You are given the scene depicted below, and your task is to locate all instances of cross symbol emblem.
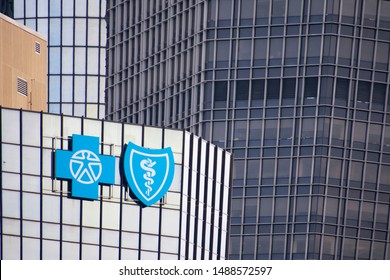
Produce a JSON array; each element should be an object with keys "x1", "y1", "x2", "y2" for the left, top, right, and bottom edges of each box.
[{"x1": 55, "y1": 134, "x2": 115, "y2": 200}]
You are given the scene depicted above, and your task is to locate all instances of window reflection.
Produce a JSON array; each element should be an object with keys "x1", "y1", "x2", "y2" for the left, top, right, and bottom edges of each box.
[
  {"x1": 287, "y1": 0, "x2": 301, "y2": 23},
  {"x1": 334, "y1": 78, "x2": 349, "y2": 106},
  {"x1": 295, "y1": 196, "x2": 309, "y2": 222},
  {"x1": 235, "y1": 80, "x2": 249, "y2": 107},
  {"x1": 257, "y1": 235, "x2": 270, "y2": 259},
  {"x1": 353, "y1": 122, "x2": 367, "y2": 148},
  {"x1": 307, "y1": 36, "x2": 321, "y2": 64},
  {"x1": 218, "y1": 0, "x2": 232, "y2": 26},
  {"x1": 264, "y1": 120, "x2": 277, "y2": 146},
  {"x1": 271, "y1": 0, "x2": 286, "y2": 24},
  {"x1": 259, "y1": 197, "x2": 272, "y2": 223},
  {"x1": 274, "y1": 197, "x2": 288, "y2": 222},
  {"x1": 338, "y1": 37, "x2": 352, "y2": 65},
  {"x1": 256, "y1": 0, "x2": 270, "y2": 24},
  {"x1": 251, "y1": 79, "x2": 264, "y2": 106},
  {"x1": 325, "y1": 197, "x2": 338, "y2": 223},
  {"x1": 266, "y1": 79, "x2": 280, "y2": 106},
  {"x1": 341, "y1": 0, "x2": 355, "y2": 23},
  {"x1": 254, "y1": 39, "x2": 267, "y2": 66},
  {"x1": 214, "y1": 81, "x2": 228, "y2": 108},
  {"x1": 343, "y1": 238, "x2": 357, "y2": 259},
  {"x1": 269, "y1": 38, "x2": 283, "y2": 65},
  {"x1": 249, "y1": 120, "x2": 262, "y2": 146},
  {"x1": 271, "y1": 235, "x2": 285, "y2": 258},
  {"x1": 282, "y1": 78, "x2": 296, "y2": 105},
  {"x1": 328, "y1": 159, "x2": 342, "y2": 184},
  {"x1": 240, "y1": 0, "x2": 254, "y2": 25}
]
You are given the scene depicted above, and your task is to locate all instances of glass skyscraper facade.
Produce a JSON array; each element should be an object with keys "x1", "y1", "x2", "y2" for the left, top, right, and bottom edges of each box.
[
  {"x1": 0, "y1": 107, "x2": 232, "y2": 259},
  {"x1": 106, "y1": 0, "x2": 390, "y2": 259},
  {"x1": 13, "y1": 0, "x2": 107, "y2": 118}
]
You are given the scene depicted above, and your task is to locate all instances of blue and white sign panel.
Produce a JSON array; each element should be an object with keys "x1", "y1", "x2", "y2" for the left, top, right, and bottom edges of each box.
[
  {"x1": 55, "y1": 134, "x2": 115, "y2": 200},
  {"x1": 123, "y1": 142, "x2": 175, "y2": 207}
]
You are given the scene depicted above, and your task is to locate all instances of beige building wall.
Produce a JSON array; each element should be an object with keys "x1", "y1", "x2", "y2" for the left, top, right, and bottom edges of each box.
[{"x1": 0, "y1": 13, "x2": 47, "y2": 112}]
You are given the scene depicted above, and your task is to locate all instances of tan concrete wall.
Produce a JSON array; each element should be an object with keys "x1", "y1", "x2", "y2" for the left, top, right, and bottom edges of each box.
[{"x1": 0, "y1": 13, "x2": 47, "y2": 112}]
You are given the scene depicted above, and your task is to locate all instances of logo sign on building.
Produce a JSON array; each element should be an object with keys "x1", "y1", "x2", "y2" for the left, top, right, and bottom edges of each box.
[
  {"x1": 54, "y1": 134, "x2": 175, "y2": 206},
  {"x1": 123, "y1": 142, "x2": 175, "y2": 207},
  {"x1": 55, "y1": 134, "x2": 116, "y2": 200}
]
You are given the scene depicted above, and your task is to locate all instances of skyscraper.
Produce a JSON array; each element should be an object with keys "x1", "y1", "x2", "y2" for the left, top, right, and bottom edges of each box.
[
  {"x1": 0, "y1": 13, "x2": 47, "y2": 112},
  {"x1": 0, "y1": 107, "x2": 232, "y2": 259},
  {"x1": 13, "y1": 0, "x2": 107, "y2": 118},
  {"x1": 106, "y1": 0, "x2": 390, "y2": 259}
]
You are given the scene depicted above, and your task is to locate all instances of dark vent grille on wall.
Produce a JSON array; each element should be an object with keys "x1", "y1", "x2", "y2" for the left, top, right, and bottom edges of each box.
[
  {"x1": 17, "y1": 78, "x2": 28, "y2": 96},
  {"x1": 35, "y1": 42, "x2": 41, "y2": 54}
]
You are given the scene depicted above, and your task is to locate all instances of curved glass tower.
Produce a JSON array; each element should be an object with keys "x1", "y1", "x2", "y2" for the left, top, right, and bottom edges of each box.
[
  {"x1": 13, "y1": 0, "x2": 107, "y2": 118},
  {"x1": 106, "y1": 0, "x2": 390, "y2": 259}
]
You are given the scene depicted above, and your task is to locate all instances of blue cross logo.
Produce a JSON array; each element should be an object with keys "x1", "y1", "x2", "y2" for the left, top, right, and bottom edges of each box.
[{"x1": 55, "y1": 134, "x2": 115, "y2": 200}]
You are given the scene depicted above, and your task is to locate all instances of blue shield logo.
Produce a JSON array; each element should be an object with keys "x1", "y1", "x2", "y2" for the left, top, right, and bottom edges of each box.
[{"x1": 123, "y1": 142, "x2": 175, "y2": 206}]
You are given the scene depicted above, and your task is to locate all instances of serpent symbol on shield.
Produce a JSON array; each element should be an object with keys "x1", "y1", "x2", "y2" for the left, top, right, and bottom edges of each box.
[
  {"x1": 140, "y1": 158, "x2": 156, "y2": 196},
  {"x1": 123, "y1": 142, "x2": 175, "y2": 207}
]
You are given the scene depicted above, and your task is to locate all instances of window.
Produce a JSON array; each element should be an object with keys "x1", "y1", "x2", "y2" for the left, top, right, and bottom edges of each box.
[
  {"x1": 297, "y1": 158, "x2": 312, "y2": 184},
  {"x1": 266, "y1": 79, "x2": 280, "y2": 106},
  {"x1": 251, "y1": 79, "x2": 265, "y2": 106},
  {"x1": 238, "y1": 40, "x2": 252, "y2": 67},
  {"x1": 335, "y1": 78, "x2": 349, "y2": 105},
  {"x1": 282, "y1": 78, "x2": 296, "y2": 104},
  {"x1": 264, "y1": 120, "x2": 278, "y2": 146},
  {"x1": 240, "y1": 0, "x2": 255, "y2": 25},
  {"x1": 214, "y1": 81, "x2": 228, "y2": 107},
  {"x1": 310, "y1": 0, "x2": 324, "y2": 21},
  {"x1": 233, "y1": 120, "x2": 247, "y2": 147},
  {"x1": 307, "y1": 36, "x2": 321, "y2": 63},
  {"x1": 340, "y1": 0, "x2": 355, "y2": 23},
  {"x1": 287, "y1": 0, "x2": 302, "y2": 23},
  {"x1": 269, "y1": 38, "x2": 283, "y2": 65},
  {"x1": 346, "y1": 200, "x2": 360, "y2": 226},
  {"x1": 360, "y1": 40, "x2": 374, "y2": 68},
  {"x1": 285, "y1": 37, "x2": 299, "y2": 65},
  {"x1": 328, "y1": 159, "x2": 342, "y2": 184},
  {"x1": 363, "y1": 0, "x2": 377, "y2": 26},
  {"x1": 322, "y1": 236, "x2": 336, "y2": 259},
  {"x1": 304, "y1": 77, "x2": 318, "y2": 104},
  {"x1": 325, "y1": 197, "x2": 339, "y2": 223},
  {"x1": 256, "y1": 0, "x2": 270, "y2": 24},
  {"x1": 323, "y1": 35, "x2": 337, "y2": 63},
  {"x1": 259, "y1": 197, "x2": 272, "y2": 223},
  {"x1": 271, "y1": 236, "x2": 285, "y2": 259},
  {"x1": 353, "y1": 122, "x2": 367, "y2": 148},
  {"x1": 372, "y1": 83, "x2": 386, "y2": 111},
  {"x1": 375, "y1": 42, "x2": 389, "y2": 71},
  {"x1": 350, "y1": 161, "x2": 363, "y2": 187},
  {"x1": 216, "y1": 41, "x2": 230, "y2": 68},
  {"x1": 368, "y1": 124, "x2": 382, "y2": 150},
  {"x1": 271, "y1": 0, "x2": 286, "y2": 24},
  {"x1": 274, "y1": 197, "x2": 288, "y2": 222},
  {"x1": 253, "y1": 39, "x2": 267, "y2": 66},
  {"x1": 279, "y1": 119, "x2": 293, "y2": 145},
  {"x1": 218, "y1": 0, "x2": 232, "y2": 26},
  {"x1": 249, "y1": 119, "x2": 262, "y2": 145},
  {"x1": 236, "y1": 80, "x2": 249, "y2": 107},
  {"x1": 244, "y1": 198, "x2": 258, "y2": 223},
  {"x1": 338, "y1": 37, "x2": 352, "y2": 65},
  {"x1": 295, "y1": 196, "x2": 309, "y2": 222},
  {"x1": 301, "y1": 118, "x2": 315, "y2": 144},
  {"x1": 262, "y1": 158, "x2": 275, "y2": 184},
  {"x1": 257, "y1": 236, "x2": 270, "y2": 259}
]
